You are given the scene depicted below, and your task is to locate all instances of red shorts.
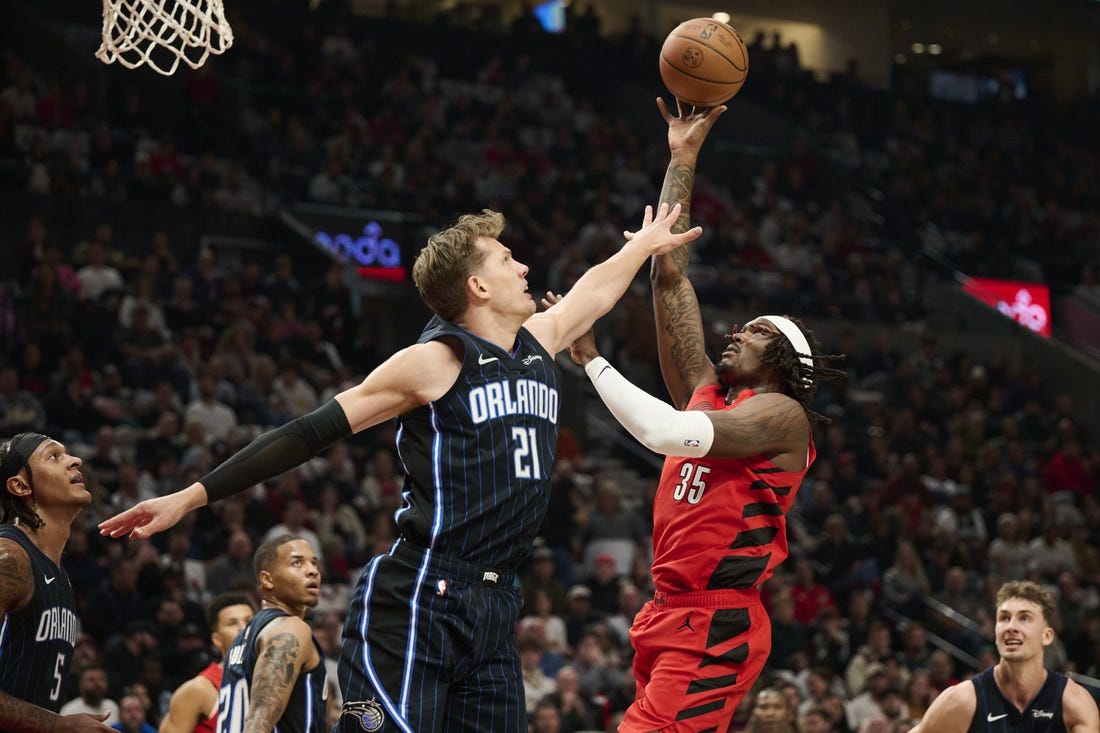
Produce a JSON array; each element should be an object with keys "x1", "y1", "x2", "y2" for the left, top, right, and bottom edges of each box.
[{"x1": 619, "y1": 589, "x2": 771, "y2": 733}]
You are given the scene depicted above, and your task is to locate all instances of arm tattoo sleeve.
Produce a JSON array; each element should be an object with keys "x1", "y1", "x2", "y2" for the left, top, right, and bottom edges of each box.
[
  {"x1": 244, "y1": 632, "x2": 302, "y2": 733},
  {"x1": 0, "y1": 541, "x2": 32, "y2": 613},
  {"x1": 659, "y1": 163, "x2": 697, "y2": 273},
  {"x1": 0, "y1": 691, "x2": 59, "y2": 733}
]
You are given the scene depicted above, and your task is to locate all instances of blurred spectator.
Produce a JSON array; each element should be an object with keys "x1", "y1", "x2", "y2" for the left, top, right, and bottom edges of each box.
[
  {"x1": 521, "y1": 587, "x2": 568, "y2": 654},
  {"x1": 1027, "y1": 520, "x2": 1079, "y2": 580},
  {"x1": 844, "y1": 663, "x2": 891, "y2": 731},
  {"x1": 790, "y1": 557, "x2": 837, "y2": 626},
  {"x1": 111, "y1": 694, "x2": 156, "y2": 733},
  {"x1": 313, "y1": 484, "x2": 368, "y2": 573},
  {"x1": 205, "y1": 527, "x2": 256, "y2": 595},
  {"x1": 986, "y1": 513, "x2": 1029, "y2": 581},
  {"x1": 183, "y1": 373, "x2": 237, "y2": 443},
  {"x1": 562, "y1": 585, "x2": 600, "y2": 650},
  {"x1": 102, "y1": 619, "x2": 160, "y2": 701},
  {"x1": 882, "y1": 539, "x2": 930, "y2": 613},
  {"x1": 76, "y1": 237, "x2": 124, "y2": 303},
  {"x1": 60, "y1": 665, "x2": 119, "y2": 724},
  {"x1": 544, "y1": 664, "x2": 597, "y2": 732},
  {"x1": 573, "y1": 628, "x2": 620, "y2": 710},
  {"x1": 769, "y1": 590, "x2": 810, "y2": 671},
  {"x1": 84, "y1": 556, "x2": 144, "y2": 642},
  {"x1": 845, "y1": 621, "x2": 894, "y2": 698},
  {"x1": 0, "y1": 364, "x2": 47, "y2": 433},
  {"x1": 584, "y1": 552, "x2": 622, "y2": 618},
  {"x1": 522, "y1": 545, "x2": 568, "y2": 618},
  {"x1": 745, "y1": 686, "x2": 798, "y2": 733},
  {"x1": 520, "y1": 634, "x2": 557, "y2": 715},
  {"x1": 529, "y1": 698, "x2": 562, "y2": 733}
]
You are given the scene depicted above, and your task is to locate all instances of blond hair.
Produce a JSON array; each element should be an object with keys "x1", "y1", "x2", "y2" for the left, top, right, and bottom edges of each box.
[
  {"x1": 411, "y1": 210, "x2": 505, "y2": 320},
  {"x1": 995, "y1": 580, "x2": 1056, "y2": 626}
]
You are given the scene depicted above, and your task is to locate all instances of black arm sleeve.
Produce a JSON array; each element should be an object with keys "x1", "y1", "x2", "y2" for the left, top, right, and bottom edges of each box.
[{"x1": 201, "y1": 399, "x2": 353, "y2": 502}]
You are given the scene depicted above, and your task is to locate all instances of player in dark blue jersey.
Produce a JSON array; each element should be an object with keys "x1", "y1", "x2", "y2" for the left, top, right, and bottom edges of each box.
[
  {"x1": 217, "y1": 536, "x2": 330, "y2": 733},
  {"x1": 913, "y1": 581, "x2": 1098, "y2": 732},
  {"x1": 100, "y1": 202, "x2": 702, "y2": 732},
  {"x1": 0, "y1": 433, "x2": 114, "y2": 733}
]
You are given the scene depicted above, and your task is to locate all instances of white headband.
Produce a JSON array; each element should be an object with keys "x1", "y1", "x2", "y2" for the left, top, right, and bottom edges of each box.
[{"x1": 761, "y1": 315, "x2": 814, "y2": 380}]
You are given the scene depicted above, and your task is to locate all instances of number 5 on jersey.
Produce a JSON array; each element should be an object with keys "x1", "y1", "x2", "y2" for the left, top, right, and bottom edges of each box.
[{"x1": 673, "y1": 462, "x2": 710, "y2": 505}]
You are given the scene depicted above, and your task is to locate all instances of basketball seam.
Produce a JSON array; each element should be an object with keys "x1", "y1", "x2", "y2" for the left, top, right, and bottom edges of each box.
[
  {"x1": 666, "y1": 33, "x2": 748, "y2": 73},
  {"x1": 660, "y1": 54, "x2": 745, "y2": 87}
]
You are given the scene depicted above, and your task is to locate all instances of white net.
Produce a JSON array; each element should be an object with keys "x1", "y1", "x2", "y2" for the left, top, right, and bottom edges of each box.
[{"x1": 96, "y1": 0, "x2": 234, "y2": 76}]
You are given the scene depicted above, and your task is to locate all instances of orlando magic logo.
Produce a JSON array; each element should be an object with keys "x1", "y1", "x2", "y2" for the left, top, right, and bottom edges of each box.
[{"x1": 342, "y1": 700, "x2": 385, "y2": 732}]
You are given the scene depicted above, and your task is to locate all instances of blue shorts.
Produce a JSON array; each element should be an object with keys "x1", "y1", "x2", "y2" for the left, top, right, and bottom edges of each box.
[{"x1": 336, "y1": 539, "x2": 524, "y2": 733}]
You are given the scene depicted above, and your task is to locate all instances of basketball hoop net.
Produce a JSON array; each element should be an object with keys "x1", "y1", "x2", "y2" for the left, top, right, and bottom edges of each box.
[{"x1": 96, "y1": 0, "x2": 234, "y2": 76}]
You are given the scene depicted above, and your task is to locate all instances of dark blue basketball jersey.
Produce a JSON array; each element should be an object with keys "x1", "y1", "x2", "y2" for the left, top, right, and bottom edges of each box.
[
  {"x1": 393, "y1": 317, "x2": 561, "y2": 568},
  {"x1": 970, "y1": 666, "x2": 1067, "y2": 732},
  {"x1": 0, "y1": 525, "x2": 78, "y2": 715},
  {"x1": 218, "y1": 608, "x2": 327, "y2": 733}
]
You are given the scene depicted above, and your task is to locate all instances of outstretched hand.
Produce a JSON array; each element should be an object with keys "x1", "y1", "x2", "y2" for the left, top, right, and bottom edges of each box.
[
  {"x1": 541, "y1": 291, "x2": 600, "y2": 366},
  {"x1": 55, "y1": 711, "x2": 115, "y2": 733},
  {"x1": 622, "y1": 202, "x2": 701, "y2": 252},
  {"x1": 98, "y1": 485, "x2": 205, "y2": 540},
  {"x1": 658, "y1": 97, "x2": 726, "y2": 157}
]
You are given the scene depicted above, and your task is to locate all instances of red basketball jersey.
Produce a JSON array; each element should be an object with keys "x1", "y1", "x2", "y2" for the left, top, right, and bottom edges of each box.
[
  {"x1": 651, "y1": 385, "x2": 815, "y2": 593},
  {"x1": 194, "y1": 663, "x2": 222, "y2": 733}
]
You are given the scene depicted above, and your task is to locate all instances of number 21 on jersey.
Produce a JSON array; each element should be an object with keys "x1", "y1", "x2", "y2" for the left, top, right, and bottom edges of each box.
[
  {"x1": 511, "y1": 426, "x2": 542, "y2": 479},
  {"x1": 673, "y1": 462, "x2": 710, "y2": 505}
]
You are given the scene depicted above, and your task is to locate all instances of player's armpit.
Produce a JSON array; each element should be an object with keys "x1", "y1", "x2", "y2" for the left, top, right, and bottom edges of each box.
[
  {"x1": 706, "y1": 393, "x2": 809, "y2": 462},
  {"x1": 0, "y1": 539, "x2": 33, "y2": 613},
  {"x1": 336, "y1": 340, "x2": 461, "y2": 432}
]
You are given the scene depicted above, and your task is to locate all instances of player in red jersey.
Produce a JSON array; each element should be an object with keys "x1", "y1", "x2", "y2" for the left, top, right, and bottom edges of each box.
[
  {"x1": 558, "y1": 98, "x2": 845, "y2": 733},
  {"x1": 159, "y1": 593, "x2": 254, "y2": 733}
]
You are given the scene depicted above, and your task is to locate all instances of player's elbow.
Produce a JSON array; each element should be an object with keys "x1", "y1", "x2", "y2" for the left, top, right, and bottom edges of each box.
[{"x1": 635, "y1": 412, "x2": 713, "y2": 458}]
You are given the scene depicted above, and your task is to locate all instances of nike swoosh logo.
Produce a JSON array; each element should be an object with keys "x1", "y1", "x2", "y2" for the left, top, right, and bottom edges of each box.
[
  {"x1": 478, "y1": 354, "x2": 498, "y2": 365},
  {"x1": 44, "y1": 576, "x2": 56, "y2": 585},
  {"x1": 987, "y1": 713, "x2": 1008, "y2": 722}
]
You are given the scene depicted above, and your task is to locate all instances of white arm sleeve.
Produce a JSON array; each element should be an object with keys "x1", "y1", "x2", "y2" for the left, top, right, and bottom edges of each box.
[{"x1": 584, "y1": 357, "x2": 714, "y2": 457}]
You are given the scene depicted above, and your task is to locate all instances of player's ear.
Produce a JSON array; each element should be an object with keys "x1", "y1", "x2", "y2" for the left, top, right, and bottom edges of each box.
[
  {"x1": 4, "y1": 474, "x2": 30, "y2": 498},
  {"x1": 467, "y1": 275, "x2": 489, "y2": 302},
  {"x1": 1041, "y1": 625, "x2": 1055, "y2": 647}
]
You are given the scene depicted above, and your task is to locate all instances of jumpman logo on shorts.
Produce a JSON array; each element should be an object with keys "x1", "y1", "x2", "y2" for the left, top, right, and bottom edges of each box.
[{"x1": 677, "y1": 612, "x2": 695, "y2": 632}]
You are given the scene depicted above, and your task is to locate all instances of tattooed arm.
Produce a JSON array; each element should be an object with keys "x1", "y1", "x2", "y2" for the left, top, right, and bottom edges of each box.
[
  {"x1": 243, "y1": 618, "x2": 320, "y2": 733},
  {"x1": 650, "y1": 99, "x2": 726, "y2": 408}
]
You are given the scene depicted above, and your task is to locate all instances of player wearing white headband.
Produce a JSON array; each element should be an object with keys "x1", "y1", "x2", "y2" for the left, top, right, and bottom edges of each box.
[{"x1": 551, "y1": 99, "x2": 846, "y2": 733}]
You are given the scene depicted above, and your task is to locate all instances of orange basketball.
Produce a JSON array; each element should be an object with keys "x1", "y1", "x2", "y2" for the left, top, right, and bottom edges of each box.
[{"x1": 659, "y1": 18, "x2": 749, "y2": 107}]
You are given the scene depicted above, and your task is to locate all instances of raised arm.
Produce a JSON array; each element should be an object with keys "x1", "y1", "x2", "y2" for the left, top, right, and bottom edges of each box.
[
  {"x1": 99, "y1": 341, "x2": 460, "y2": 540},
  {"x1": 651, "y1": 99, "x2": 726, "y2": 408},
  {"x1": 566, "y1": 333, "x2": 807, "y2": 463},
  {"x1": 243, "y1": 618, "x2": 319, "y2": 733},
  {"x1": 524, "y1": 202, "x2": 701, "y2": 355}
]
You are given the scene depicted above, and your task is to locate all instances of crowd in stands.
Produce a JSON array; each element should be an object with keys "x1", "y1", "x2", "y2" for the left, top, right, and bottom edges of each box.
[{"x1": 1, "y1": 2, "x2": 1098, "y2": 732}]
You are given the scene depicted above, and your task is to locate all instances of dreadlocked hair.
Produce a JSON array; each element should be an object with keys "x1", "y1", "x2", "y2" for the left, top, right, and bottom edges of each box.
[
  {"x1": 0, "y1": 439, "x2": 44, "y2": 529},
  {"x1": 758, "y1": 316, "x2": 846, "y2": 423}
]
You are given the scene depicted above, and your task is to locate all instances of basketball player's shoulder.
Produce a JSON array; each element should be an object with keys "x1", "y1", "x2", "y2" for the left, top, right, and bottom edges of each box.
[
  {"x1": 1063, "y1": 676, "x2": 1100, "y2": 730},
  {"x1": 911, "y1": 679, "x2": 975, "y2": 733},
  {"x1": 0, "y1": 536, "x2": 34, "y2": 611}
]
